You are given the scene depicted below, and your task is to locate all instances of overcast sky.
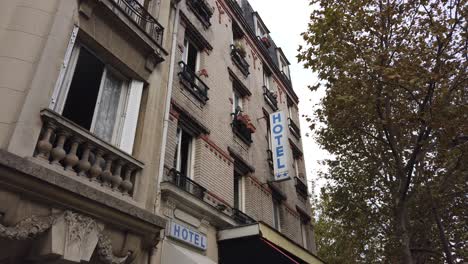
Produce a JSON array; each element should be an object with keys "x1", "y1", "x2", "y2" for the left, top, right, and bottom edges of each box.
[{"x1": 248, "y1": 0, "x2": 330, "y2": 193}]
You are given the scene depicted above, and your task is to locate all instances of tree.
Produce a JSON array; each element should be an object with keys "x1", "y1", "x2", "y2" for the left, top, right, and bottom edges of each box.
[{"x1": 298, "y1": 0, "x2": 467, "y2": 262}]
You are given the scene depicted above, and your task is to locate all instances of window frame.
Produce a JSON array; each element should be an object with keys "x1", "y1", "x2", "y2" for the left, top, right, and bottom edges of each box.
[
  {"x1": 233, "y1": 174, "x2": 245, "y2": 212},
  {"x1": 301, "y1": 221, "x2": 308, "y2": 248},
  {"x1": 182, "y1": 37, "x2": 201, "y2": 74},
  {"x1": 272, "y1": 199, "x2": 281, "y2": 231},
  {"x1": 174, "y1": 127, "x2": 196, "y2": 179},
  {"x1": 53, "y1": 44, "x2": 131, "y2": 147}
]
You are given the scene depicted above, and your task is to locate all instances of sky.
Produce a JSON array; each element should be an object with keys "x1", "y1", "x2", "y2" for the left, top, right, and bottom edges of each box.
[{"x1": 248, "y1": 0, "x2": 331, "y2": 194}]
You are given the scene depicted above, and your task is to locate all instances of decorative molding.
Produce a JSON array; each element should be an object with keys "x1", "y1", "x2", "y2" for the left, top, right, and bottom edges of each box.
[
  {"x1": 64, "y1": 210, "x2": 103, "y2": 246},
  {"x1": 96, "y1": 233, "x2": 133, "y2": 264},
  {"x1": 0, "y1": 214, "x2": 56, "y2": 240}
]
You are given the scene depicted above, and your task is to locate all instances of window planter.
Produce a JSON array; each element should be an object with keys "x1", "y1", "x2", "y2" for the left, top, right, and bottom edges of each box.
[{"x1": 230, "y1": 45, "x2": 250, "y2": 77}]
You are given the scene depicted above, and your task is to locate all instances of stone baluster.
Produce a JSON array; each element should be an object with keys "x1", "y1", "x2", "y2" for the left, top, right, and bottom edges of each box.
[
  {"x1": 88, "y1": 149, "x2": 103, "y2": 182},
  {"x1": 77, "y1": 144, "x2": 92, "y2": 177},
  {"x1": 111, "y1": 160, "x2": 123, "y2": 191},
  {"x1": 101, "y1": 156, "x2": 114, "y2": 187},
  {"x1": 50, "y1": 130, "x2": 68, "y2": 166},
  {"x1": 35, "y1": 121, "x2": 55, "y2": 161},
  {"x1": 63, "y1": 137, "x2": 80, "y2": 172},
  {"x1": 121, "y1": 166, "x2": 134, "y2": 196}
]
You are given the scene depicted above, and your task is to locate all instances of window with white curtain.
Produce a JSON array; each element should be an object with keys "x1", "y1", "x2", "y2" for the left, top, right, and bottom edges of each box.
[{"x1": 52, "y1": 44, "x2": 143, "y2": 154}]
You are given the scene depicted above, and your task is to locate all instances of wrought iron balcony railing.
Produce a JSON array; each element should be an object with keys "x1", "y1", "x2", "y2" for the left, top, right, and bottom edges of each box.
[
  {"x1": 288, "y1": 118, "x2": 301, "y2": 139},
  {"x1": 112, "y1": 0, "x2": 164, "y2": 46},
  {"x1": 187, "y1": 0, "x2": 213, "y2": 28},
  {"x1": 230, "y1": 45, "x2": 250, "y2": 76},
  {"x1": 295, "y1": 176, "x2": 308, "y2": 198},
  {"x1": 165, "y1": 168, "x2": 258, "y2": 225},
  {"x1": 232, "y1": 208, "x2": 256, "y2": 225},
  {"x1": 165, "y1": 169, "x2": 207, "y2": 199},
  {"x1": 34, "y1": 109, "x2": 144, "y2": 197},
  {"x1": 263, "y1": 86, "x2": 278, "y2": 111},
  {"x1": 178, "y1": 61, "x2": 210, "y2": 103},
  {"x1": 232, "y1": 118, "x2": 252, "y2": 144}
]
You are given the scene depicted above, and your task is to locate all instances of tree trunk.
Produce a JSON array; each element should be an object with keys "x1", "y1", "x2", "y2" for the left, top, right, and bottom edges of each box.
[
  {"x1": 396, "y1": 200, "x2": 414, "y2": 264},
  {"x1": 431, "y1": 196, "x2": 454, "y2": 264}
]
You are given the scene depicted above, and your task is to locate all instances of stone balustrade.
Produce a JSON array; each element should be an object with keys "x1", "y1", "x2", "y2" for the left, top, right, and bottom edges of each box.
[{"x1": 34, "y1": 109, "x2": 144, "y2": 197}]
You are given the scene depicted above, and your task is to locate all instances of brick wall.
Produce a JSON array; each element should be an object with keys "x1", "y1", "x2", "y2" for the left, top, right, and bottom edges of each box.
[{"x1": 163, "y1": 0, "x2": 314, "y2": 249}]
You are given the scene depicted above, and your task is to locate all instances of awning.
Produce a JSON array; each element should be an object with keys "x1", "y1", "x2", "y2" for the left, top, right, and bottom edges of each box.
[
  {"x1": 161, "y1": 240, "x2": 217, "y2": 264},
  {"x1": 218, "y1": 222, "x2": 324, "y2": 264}
]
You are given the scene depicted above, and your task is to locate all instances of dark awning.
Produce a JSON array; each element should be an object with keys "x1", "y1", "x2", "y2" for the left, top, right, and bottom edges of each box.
[{"x1": 218, "y1": 223, "x2": 324, "y2": 264}]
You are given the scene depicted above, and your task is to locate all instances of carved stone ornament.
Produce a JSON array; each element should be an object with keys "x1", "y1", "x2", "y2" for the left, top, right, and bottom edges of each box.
[
  {"x1": 0, "y1": 214, "x2": 57, "y2": 240},
  {"x1": 96, "y1": 233, "x2": 133, "y2": 264}
]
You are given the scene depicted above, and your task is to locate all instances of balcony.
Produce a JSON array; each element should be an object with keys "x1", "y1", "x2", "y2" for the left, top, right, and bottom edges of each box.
[
  {"x1": 230, "y1": 45, "x2": 250, "y2": 77},
  {"x1": 109, "y1": 0, "x2": 164, "y2": 47},
  {"x1": 263, "y1": 86, "x2": 278, "y2": 111},
  {"x1": 232, "y1": 209, "x2": 256, "y2": 225},
  {"x1": 178, "y1": 61, "x2": 210, "y2": 103},
  {"x1": 163, "y1": 168, "x2": 257, "y2": 226},
  {"x1": 232, "y1": 117, "x2": 253, "y2": 145},
  {"x1": 33, "y1": 109, "x2": 144, "y2": 197},
  {"x1": 288, "y1": 118, "x2": 301, "y2": 139},
  {"x1": 165, "y1": 169, "x2": 206, "y2": 199},
  {"x1": 186, "y1": 0, "x2": 213, "y2": 28},
  {"x1": 295, "y1": 176, "x2": 308, "y2": 199}
]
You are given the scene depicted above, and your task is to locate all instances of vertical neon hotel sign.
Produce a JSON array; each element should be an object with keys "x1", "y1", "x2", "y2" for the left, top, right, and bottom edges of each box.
[{"x1": 270, "y1": 111, "x2": 290, "y2": 181}]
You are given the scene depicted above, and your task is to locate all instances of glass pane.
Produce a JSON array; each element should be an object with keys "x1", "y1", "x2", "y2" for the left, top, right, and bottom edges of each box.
[{"x1": 93, "y1": 70, "x2": 123, "y2": 143}]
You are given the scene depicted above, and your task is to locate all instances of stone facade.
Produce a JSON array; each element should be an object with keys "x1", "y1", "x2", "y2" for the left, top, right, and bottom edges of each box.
[{"x1": 0, "y1": 0, "x2": 171, "y2": 262}]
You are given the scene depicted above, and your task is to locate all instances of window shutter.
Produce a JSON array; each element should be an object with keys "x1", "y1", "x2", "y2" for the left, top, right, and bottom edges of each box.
[
  {"x1": 49, "y1": 26, "x2": 79, "y2": 110},
  {"x1": 119, "y1": 80, "x2": 143, "y2": 154}
]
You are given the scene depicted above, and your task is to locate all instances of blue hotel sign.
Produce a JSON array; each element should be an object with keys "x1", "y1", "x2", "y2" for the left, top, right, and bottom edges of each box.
[
  {"x1": 270, "y1": 111, "x2": 290, "y2": 182},
  {"x1": 167, "y1": 221, "x2": 207, "y2": 250}
]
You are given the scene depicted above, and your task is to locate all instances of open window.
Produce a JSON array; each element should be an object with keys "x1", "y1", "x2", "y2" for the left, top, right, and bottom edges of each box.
[
  {"x1": 173, "y1": 127, "x2": 195, "y2": 178},
  {"x1": 183, "y1": 38, "x2": 200, "y2": 75},
  {"x1": 52, "y1": 44, "x2": 143, "y2": 154},
  {"x1": 253, "y1": 12, "x2": 271, "y2": 48}
]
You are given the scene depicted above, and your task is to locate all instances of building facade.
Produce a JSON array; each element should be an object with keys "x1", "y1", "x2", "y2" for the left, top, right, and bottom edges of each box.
[
  {"x1": 0, "y1": 0, "x2": 322, "y2": 263},
  {"x1": 0, "y1": 0, "x2": 172, "y2": 263},
  {"x1": 157, "y1": 0, "x2": 321, "y2": 263}
]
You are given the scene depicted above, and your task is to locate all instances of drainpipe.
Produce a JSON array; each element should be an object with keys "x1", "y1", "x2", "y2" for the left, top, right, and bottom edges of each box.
[{"x1": 154, "y1": 0, "x2": 181, "y2": 214}]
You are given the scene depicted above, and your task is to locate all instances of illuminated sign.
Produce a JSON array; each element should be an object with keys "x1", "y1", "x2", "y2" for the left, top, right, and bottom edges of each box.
[
  {"x1": 167, "y1": 221, "x2": 207, "y2": 250},
  {"x1": 270, "y1": 111, "x2": 290, "y2": 181}
]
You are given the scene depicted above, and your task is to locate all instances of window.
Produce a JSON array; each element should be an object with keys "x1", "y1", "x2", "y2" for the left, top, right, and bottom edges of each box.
[
  {"x1": 233, "y1": 172, "x2": 245, "y2": 211},
  {"x1": 52, "y1": 44, "x2": 143, "y2": 154},
  {"x1": 294, "y1": 159, "x2": 300, "y2": 178},
  {"x1": 272, "y1": 199, "x2": 281, "y2": 231},
  {"x1": 280, "y1": 57, "x2": 290, "y2": 79},
  {"x1": 183, "y1": 38, "x2": 200, "y2": 75},
  {"x1": 263, "y1": 67, "x2": 271, "y2": 90},
  {"x1": 186, "y1": 0, "x2": 213, "y2": 28},
  {"x1": 232, "y1": 89, "x2": 243, "y2": 113},
  {"x1": 301, "y1": 221, "x2": 308, "y2": 248},
  {"x1": 173, "y1": 127, "x2": 195, "y2": 178},
  {"x1": 287, "y1": 98, "x2": 294, "y2": 118},
  {"x1": 254, "y1": 15, "x2": 268, "y2": 38}
]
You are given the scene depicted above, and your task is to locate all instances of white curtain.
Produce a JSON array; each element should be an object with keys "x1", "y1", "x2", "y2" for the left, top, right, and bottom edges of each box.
[{"x1": 94, "y1": 70, "x2": 123, "y2": 143}]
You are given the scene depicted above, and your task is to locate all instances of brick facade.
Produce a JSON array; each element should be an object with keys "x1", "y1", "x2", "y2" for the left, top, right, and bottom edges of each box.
[{"x1": 162, "y1": 0, "x2": 315, "y2": 253}]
